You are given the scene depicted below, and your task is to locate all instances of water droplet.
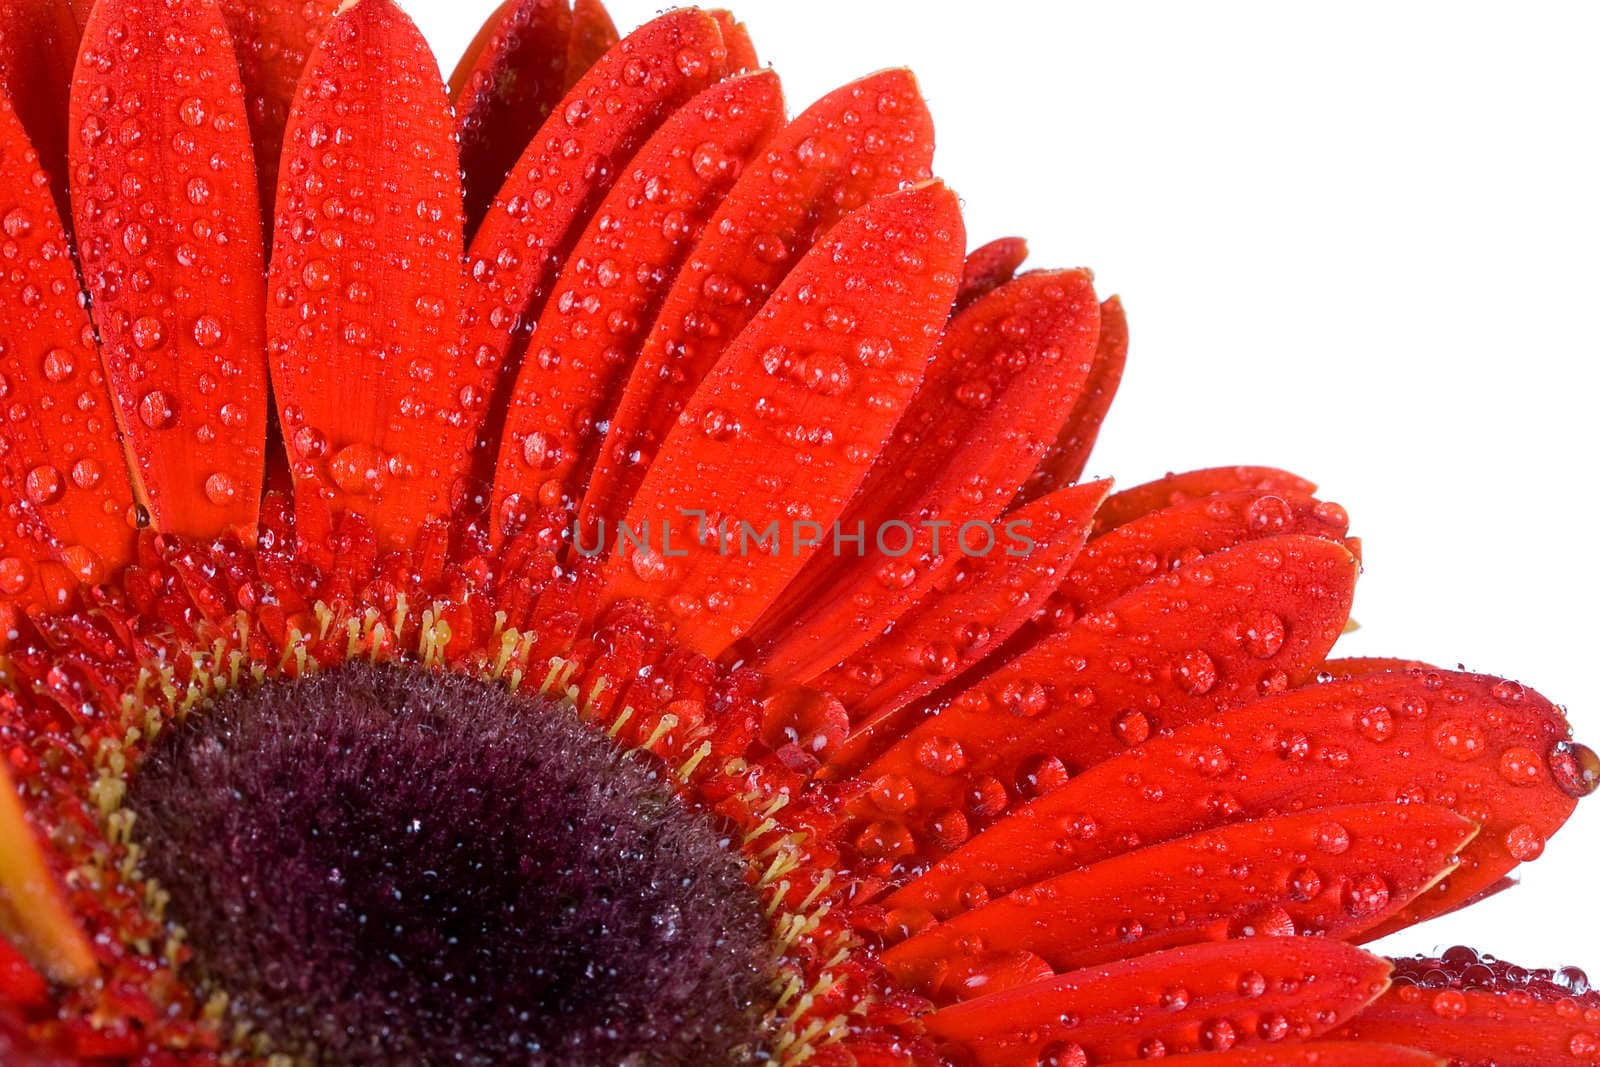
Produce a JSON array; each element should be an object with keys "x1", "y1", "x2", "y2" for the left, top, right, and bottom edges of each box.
[
  {"x1": 1239, "y1": 610, "x2": 1286, "y2": 658},
  {"x1": 1314, "y1": 821, "x2": 1351, "y2": 855},
  {"x1": 1176, "y1": 649, "x2": 1218, "y2": 695},
  {"x1": 1035, "y1": 1042, "x2": 1087, "y2": 1067},
  {"x1": 1342, "y1": 872, "x2": 1391, "y2": 919},
  {"x1": 2, "y1": 208, "x2": 32, "y2": 238},
  {"x1": 1431, "y1": 719, "x2": 1487, "y2": 761},
  {"x1": 23, "y1": 465, "x2": 64, "y2": 505},
  {"x1": 521, "y1": 432, "x2": 562, "y2": 470},
  {"x1": 868, "y1": 774, "x2": 917, "y2": 814},
  {"x1": 1246, "y1": 494, "x2": 1293, "y2": 531},
  {"x1": 1505, "y1": 823, "x2": 1544, "y2": 862},
  {"x1": 1288, "y1": 866, "x2": 1323, "y2": 901},
  {"x1": 131, "y1": 317, "x2": 166, "y2": 351},
  {"x1": 292, "y1": 425, "x2": 328, "y2": 460},
  {"x1": 915, "y1": 735, "x2": 967, "y2": 776},
  {"x1": 1431, "y1": 989, "x2": 1468, "y2": 1019},
  {"x1": 192, "y1": 314, "x2": 224, "y2": 348},
  {"x1": 1498, "y1": 746, "x2": 1544, "y2": 787},
  {"x1": 1356, "y1": 704, "x2": 1396, "y2": 743},
  {"x1": 328, "y1": 443, "x2": 381, "y2": 495},
  {"x1": 137, "y1": 390, "x2": 177, "y2": 429},
  {"x1": 0, "y1": 557, "x2": 32, "y2": 595},
  {"x1": 302, "y1": 259, "x2": 334, "y2": 290},
  {"x1": 122, "y1": 222, "x2": 151, "y2": 255},
  {"x1": 202, "y1": 472, "x2": 236, "y2": 506},
  {"x1": 699, "y1": 407, "x2": 740, "y2": 441},
  {"x1": 1549, "y1": 741, "x2": 1600, "y2": 798},
  {"x1": 1114, "y1": 709, "x2": 1150, "y2": 746},
  {"x1": 71, "y1": 459, "x2": 102, "y2": 489},
  {"x1": 998, "y1": 680, "x2": 1048, "y2": 719},
  {"x1": 41, "y1": 348, "x2": 75, "y2": 382},
  {"x1": 1200, "y1": 1018, "x2": 1237, "y2": 1052}
]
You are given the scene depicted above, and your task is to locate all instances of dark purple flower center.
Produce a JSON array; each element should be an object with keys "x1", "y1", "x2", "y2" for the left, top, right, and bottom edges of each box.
[{"x1": 126, "y1": 662, "x2": 773, "y2": 1066}]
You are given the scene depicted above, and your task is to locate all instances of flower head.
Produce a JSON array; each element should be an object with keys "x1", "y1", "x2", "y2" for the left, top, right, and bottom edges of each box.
[{"x1": 0, "y1": 0, "x2": 1593, "y2": 1064}]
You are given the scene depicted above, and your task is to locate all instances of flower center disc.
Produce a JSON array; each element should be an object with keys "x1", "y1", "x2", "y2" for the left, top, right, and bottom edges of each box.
[{"x1": 126, "y1": 662, "x2": 773, "y2": 1066}]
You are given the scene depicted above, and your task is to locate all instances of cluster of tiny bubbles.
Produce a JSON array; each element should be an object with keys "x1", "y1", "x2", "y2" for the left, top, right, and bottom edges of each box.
[
  {"x1": 1390, "y1": 947, "x2": 1600, "y2": 1060},
  {"x1": 1392, "y1": 947, "x2": 1594, "y2": 1000}
]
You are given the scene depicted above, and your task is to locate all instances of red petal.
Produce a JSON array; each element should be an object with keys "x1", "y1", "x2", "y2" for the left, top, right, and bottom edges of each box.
[
  {"x1": 1099, "y1": 1046, "x2": 1443, "y2": 1067},
  {"x1": 598, "y1": 181, "x2": 965, "y2": 656},
  {"x1": 267, "y1": 0, "x2": 465, "y2": 549},
  {"x1": 0, "y1": 0, "x2": 79, "y2": 213},
  {"x1": 490, "y1": 70, "x2": 786, "y2": 536},
  {"x1": 923, "y1": 938, "x2": 1392, "y2": 1065},
  {"x1": 1320, "y1": 656, "x2": 1438, "y2": 679},
  {"x1": 749, "y1": 269, "x2": 1103, "y2": 686},
  {"x1": 579, "y1": 68, "x2": 935, "y2": 541},
  {"x1": 1021, "y1": 293, "x2": 1129, "y2": 497},
  {"x1": 564, "y1": 0, "x2": 619, "y2": 89},
  {"x1": 821, "y1": 480, "x2": 1111, "y2": 775},
  {"x1": 1060, "y1": 487, "x2": 1350, "y2": 616},
  {"x1": 0, "y1": 90, "x2": 136, "y2": 598},
  {"x1": 1359, "y1": 673, "x2": 1586, "y2": 938},
  {"x1": 219, "y1": 0, "x2": 338, "y2": 218},
  {"x1": 70, "y1": 0, "x2": 268, "y2": 539},
  {"x1": 884, "y1": 802, "x2": 1473, "y2": 989},
  {"x1": 461, "y1": 9, "x2": 727, "y2": 474},
  {"x1": 855, "y1": 534, "x2": 1358, "y2": 853},
  {"x1": 954, "y1": 236, "x2": 1028, "y2": 311},
  {"x1": 449, "y1": 0, "x2": 573, "y2": 234},
  {"x1": 1094, "y1": 465, "x2": 1319, "y2": 535},
  {"x1": 892, "y1": 670, "x2": 1579, "y2": 922},
  {"x1": 708, "y1": 9, "x2": 759, "y2": 72},
  {"x1": 1337, "y1": 977, "x2": 1600, "y2": 1067}
]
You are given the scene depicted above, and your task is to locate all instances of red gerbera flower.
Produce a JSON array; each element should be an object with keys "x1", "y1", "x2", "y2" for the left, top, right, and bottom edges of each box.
[{"x1": 0, "y1": 0, "x2": 1593, "y2": 1064}]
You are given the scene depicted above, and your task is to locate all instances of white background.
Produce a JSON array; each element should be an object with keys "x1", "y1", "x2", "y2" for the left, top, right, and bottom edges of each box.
[{"x1": 409, "y1": 1, "x2": 1600, "y2": 968}]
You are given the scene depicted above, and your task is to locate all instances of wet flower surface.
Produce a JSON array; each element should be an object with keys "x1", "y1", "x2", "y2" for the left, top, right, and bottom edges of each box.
[{"x1": 0, "y1": 0, "x2": 1593, "y2": 1064}]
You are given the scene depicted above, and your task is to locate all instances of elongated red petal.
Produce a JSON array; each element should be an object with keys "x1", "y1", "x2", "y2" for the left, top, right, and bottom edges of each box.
[
  {"x1": 1094, "y1": 465, "x2": 1318, "y2": 534},
  {"x1": 219, "y1": 0, "x2": 338, "y2": 217},
  {"x1": 748, "y1": 270, "x2": 1101, "y2": 686},
  {"x1": 954, "y1": 236, "x2": 1029, "y2": 310},
  {"x1": 856, "y1": 534, "x2": 1358, "y2": 855},
  {"x1": 708, "y1": 9, "x2": 758, "y2": 72},
  {"x1": 0, "y1": 0, "x2": 79, "y2": 212},
  {"x1": 1100, "y1": 1046, "x2": 1443, "y2": 1067},
  {"x1": 268, "y1": 0, "x2": 465, "y2": 549},
  {"x1": 924, "y1": 939, "x2": 1392, "y2": 1066},
  {"x1": 892, "y1": 669, "x2": 1580, "y2": 922},
  {"x1": 461, "y1": 9, "x2": 726, "y2": 473},
  {"x1": 821, "y1": 480, "x2": 1111, "y2": 774},
  {"x1": 579, "y1": 68, "x2": 935, "y2": 541},
  {"x1": 1336, "y1": 957, "x2": 1600, "y2": 1067},
  {"x1": 490, "y1": 70, "x2": 786, "y2": 537},
  {"x1": 1061, "y1": 488, "x2": 1350, "y2": 617},
  {"x1": 885, "y1": 802, "x2": 1473, "y2": 989},
  {"x1": 1320, "y1": 656, "x2": 1437, "y2": 679},
  {"x1": 564, "y1": 0, "x2": 618, "y2": 88},
  {"x1": 70, "y1": 0, "x2": 268, "y2": 540},
  {"x1": 1021, "y1": 293, "x2": 1128, "y2": 496},
  {"x1": 449, "y1": 0, "x2": 573, "y2": 234},
  {"x1": 598, "y1": 182, "x2": 965, "y2": 656},
  {"x1": 1363, "y1": 678, "x2": 1589, "y2": 939},
  {"x1": 0, "y1": 90, "x2": 136, "y2": 598}
]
